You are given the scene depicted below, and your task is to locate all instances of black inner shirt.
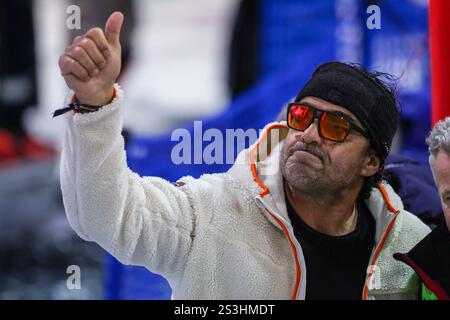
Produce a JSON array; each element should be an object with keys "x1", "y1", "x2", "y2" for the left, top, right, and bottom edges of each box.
[{"x1": 286, "y1": 195, "x2": 376, "y2": 300}]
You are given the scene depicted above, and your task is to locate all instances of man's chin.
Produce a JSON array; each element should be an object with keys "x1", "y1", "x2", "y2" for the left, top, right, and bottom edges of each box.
[
  {"x1": 288, "y1": 162, "x2": 322, "y2": 174},
  {"x1": 285, "y1": 171, "x2": 316, "y2": 187}
]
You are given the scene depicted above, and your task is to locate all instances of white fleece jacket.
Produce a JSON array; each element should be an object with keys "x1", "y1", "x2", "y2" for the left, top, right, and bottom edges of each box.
[{"x1": 60, "y1": 86, "x2": 430, "y2": 300}]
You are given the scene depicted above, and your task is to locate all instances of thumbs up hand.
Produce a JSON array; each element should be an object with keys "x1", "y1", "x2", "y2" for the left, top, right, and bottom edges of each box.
[{"x1": 59, "y1": 12, "x2": 124, "y2": 106}]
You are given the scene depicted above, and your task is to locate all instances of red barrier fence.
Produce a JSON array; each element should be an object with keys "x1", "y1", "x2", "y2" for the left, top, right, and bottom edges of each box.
[{"x1": 429, "y1": 0, "x2": 450, "y2": 125}]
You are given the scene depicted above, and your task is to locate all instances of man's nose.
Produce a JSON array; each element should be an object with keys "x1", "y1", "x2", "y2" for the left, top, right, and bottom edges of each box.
[{"x1": 295, "y1": 119, "x2": 321, "y2": 144}]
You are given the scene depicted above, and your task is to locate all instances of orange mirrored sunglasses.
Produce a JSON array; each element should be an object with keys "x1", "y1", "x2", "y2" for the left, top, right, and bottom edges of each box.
[{"x1": 287, "y1": 103, "x2": 368, "y2": 142}]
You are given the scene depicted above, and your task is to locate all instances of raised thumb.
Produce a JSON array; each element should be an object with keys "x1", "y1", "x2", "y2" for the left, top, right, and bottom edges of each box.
[{"x1": 105, "y1": 12, "x2": 124, "y2": 46}]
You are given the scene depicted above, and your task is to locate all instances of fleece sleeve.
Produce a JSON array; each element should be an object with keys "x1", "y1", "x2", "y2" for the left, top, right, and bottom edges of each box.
[{"x1": 59, "y1": 86, "x2": 197, "y2": 280}]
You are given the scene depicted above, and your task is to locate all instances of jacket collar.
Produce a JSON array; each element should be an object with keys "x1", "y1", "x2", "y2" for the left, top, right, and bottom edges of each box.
[{"x1": 236, "y1": 121, "x2": 403, "y2": 242}]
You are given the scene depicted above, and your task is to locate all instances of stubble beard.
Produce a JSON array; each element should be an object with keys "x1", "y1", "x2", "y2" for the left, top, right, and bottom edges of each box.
[{"x1": 280, "y1": 151, "x2": 357, "y2": 201}]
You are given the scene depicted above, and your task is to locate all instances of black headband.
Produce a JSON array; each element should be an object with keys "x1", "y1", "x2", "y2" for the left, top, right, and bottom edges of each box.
[{"x1": 295, "y1": 62, "x2": 399, "y2": 162}]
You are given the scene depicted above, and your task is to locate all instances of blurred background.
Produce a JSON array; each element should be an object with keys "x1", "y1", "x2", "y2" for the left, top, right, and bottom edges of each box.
[{"x1": 0, "y1": 0, "x2": 445, "y2": 299}]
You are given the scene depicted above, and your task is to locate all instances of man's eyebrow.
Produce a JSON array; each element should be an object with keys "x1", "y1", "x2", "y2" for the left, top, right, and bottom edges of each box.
[
  {"x1": 297, "y1": 101, "x2": 319, "y2": 109},
  {"x1": 298, "y1": 101, "x2": 358, "y2": 122},
  {"x1": 442, "y1": 190, "x2": 450, "y2": 199}
]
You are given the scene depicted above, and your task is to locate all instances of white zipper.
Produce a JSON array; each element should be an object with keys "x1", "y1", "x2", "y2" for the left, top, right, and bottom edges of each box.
[{"x1": 256, "y1": 196, "x2": 306, "y2": 300}]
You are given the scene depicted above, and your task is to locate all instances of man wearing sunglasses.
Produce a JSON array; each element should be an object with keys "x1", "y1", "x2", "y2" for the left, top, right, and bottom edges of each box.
[
  {"x1": 278, "y1": 62, "x2": 430, "y2": 299},
  {"x1": 58, "y1": 12, "x2": 430, "y2": 300}
]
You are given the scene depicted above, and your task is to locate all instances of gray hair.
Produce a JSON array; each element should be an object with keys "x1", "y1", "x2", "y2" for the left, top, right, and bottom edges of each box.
[
  {"x1": 426, "y1": 117, "x2": 450, "y2": 180},
  {"x1": 427, "y1": 117, "x2": 450, "y2": 156}
]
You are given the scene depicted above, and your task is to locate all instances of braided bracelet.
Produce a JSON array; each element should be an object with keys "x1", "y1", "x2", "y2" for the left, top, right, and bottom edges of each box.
[
  {"x1": 53, "y1": 88, "x2": 117, "y2": 118},
  {"x1": 53, "y1": 101, "x2": 104, "y2": 117}
]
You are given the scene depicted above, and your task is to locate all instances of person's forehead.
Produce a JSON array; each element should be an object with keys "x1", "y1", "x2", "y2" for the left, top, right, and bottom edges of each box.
[
  {"x1": 435, "y1": 150, "x2": 450, "y2": 191},
  {"x1": 435, "y1": 151, "x2": 450, "y2": 177},
  {"x1": 298, "y1": 96, "x2": 363, "y2": 127}
]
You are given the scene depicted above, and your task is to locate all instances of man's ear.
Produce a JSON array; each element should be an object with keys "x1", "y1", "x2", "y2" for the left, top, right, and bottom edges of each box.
[{"x1": 361, "y1": 149, "x2": 381, "y2": 177}]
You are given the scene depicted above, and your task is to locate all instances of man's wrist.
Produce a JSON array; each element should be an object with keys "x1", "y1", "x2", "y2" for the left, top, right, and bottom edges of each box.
[
  {"x1": 52, "y1": 87, "x2": 117, "y2": 118},
  {"x1": 76, "y1": 87, "x2": 116, "y2": 106}
]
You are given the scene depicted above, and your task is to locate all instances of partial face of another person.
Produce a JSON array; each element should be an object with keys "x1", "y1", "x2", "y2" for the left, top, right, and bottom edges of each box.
[
  {"x1": 433, "y1": 150, "x2": 450, "y2": 231},
  {"x1": 280, "y1": 97, "x2": 381, "y2": 198}
]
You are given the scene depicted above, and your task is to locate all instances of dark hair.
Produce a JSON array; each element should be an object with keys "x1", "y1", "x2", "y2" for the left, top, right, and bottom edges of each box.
[{"x1": 350, "y1": 64, "x2": 400, "y2": 199}]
